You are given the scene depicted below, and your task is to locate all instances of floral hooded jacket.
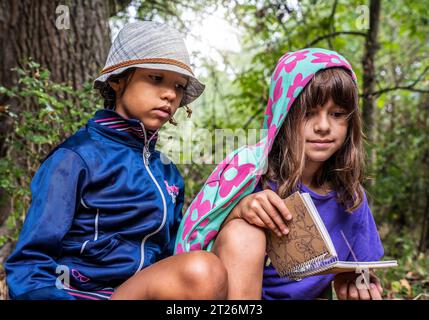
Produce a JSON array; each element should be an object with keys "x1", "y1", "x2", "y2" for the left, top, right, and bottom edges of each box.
[{"x1": 175, "y1": 48, "x2": 357, "y2": 254}]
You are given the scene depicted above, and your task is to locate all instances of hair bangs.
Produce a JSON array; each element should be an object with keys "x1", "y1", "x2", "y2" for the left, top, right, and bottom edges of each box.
[{"x1": 302, "y1": 67, "x2": 358, "y2": 116}]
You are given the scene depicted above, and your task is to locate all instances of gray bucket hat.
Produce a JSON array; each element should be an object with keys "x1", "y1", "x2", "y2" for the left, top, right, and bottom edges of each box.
[{"x1": 94, "y1": 21, "x2": 205, "y2": 107}]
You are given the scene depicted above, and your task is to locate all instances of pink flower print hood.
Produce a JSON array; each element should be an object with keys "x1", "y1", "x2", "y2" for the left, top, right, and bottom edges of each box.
[{"x1": 174, "y1": 48, "x2": 357, "y2": 254}]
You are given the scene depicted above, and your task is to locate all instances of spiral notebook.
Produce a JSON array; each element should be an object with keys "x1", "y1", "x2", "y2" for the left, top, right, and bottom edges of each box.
[{"x1": 265, "y1": 191, "x2": 397, "y2": 280}]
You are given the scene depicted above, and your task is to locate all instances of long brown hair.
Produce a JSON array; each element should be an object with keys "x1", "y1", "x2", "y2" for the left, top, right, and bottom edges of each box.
[{"x1": 260, "y1": 67, "x2": 366, "y2": 212}]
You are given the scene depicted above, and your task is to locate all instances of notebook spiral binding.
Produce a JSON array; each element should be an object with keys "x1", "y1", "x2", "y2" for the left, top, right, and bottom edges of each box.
[{"x1": 280, "y1": 254, "x2": 339, "y2": 281}]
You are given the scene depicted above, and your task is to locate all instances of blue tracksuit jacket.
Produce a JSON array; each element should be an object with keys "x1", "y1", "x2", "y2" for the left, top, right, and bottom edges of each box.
[{"x1": 5, "y1": 109, "x2": 184, "y2": 299}]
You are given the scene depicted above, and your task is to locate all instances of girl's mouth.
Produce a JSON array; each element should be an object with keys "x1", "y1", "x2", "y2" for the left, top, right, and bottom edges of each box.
[
  {"x1": 152, "y1": 107, "x2": 171, "y2": 119},
  {"x1": 308, "y1": 140, "x2": 334, "y2": 149}
]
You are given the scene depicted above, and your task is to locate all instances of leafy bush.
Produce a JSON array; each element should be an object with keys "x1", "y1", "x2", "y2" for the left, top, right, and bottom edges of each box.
[{"x1": 377, "y1": 227, "x2": 429, "y2": 299}]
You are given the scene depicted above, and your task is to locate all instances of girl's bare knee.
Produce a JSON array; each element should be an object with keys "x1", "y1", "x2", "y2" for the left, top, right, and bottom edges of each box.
[{"x1": 181, "y1": 251, "x2": 228, "y2": 299}]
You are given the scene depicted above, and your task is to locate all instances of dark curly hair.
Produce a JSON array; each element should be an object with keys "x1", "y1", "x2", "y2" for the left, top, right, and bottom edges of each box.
[{"x1": 96, "y1": 68, "x2": 136, "y2": 110}]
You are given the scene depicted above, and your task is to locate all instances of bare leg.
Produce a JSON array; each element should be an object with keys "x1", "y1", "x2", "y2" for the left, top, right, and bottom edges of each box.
[
  {"x1": 110, "y1": 250, "x2": 228, "y2": 300},
  {"x1": 212, "y1": 219, "x2": 266, "y2": 299}
]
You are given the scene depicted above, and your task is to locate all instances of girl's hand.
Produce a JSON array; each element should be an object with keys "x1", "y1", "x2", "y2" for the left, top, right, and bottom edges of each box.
[
  {"x1": 228, "y1": 189, "x2": 293, "y2": 237},
  {"x1": 333, "y1": 271, "x2": 383, "y2": 300}
]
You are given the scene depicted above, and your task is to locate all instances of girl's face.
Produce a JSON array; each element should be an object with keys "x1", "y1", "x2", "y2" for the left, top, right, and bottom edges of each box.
[
  {"x1": 109, "y1": 68, "x2": 188, "y2": 130},
  {"x1": 301, "y1": 98, "x2": 349, "y2": 168}
]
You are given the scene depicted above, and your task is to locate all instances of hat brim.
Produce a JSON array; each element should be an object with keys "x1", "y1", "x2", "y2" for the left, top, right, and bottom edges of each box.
[{"x1": 93, "y1": 63, "x2": 205, "y2": 107}]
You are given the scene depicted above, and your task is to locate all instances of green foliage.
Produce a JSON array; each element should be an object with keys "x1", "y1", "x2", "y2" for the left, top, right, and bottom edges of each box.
[
  {"x1": 369, "y1": 93, "x2": 429, "y2": 229},
  {"x1": 0, "y1": 60, "x2": 101, "y2": 245},
  {"x1": 377, "y1": 228, "x2": 429, "y2": 299},
  {"x1": 112, "y1": 0, "x2": 221, "y2": 35}
]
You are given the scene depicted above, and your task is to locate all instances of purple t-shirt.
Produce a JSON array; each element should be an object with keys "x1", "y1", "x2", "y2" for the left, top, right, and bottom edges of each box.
[{"x1": 254, "y1": 181, "x2": 384, "y2": 300}]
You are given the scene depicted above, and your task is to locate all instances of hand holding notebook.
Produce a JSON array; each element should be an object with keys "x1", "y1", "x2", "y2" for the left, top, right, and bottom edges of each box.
[{"x1": 265, "y1": 191, "x2": 397, "y2": 281}]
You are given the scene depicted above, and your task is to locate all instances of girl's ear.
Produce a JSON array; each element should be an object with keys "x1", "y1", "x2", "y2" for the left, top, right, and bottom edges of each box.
[{"x1": 108, "y1": 79, "x2": 124, "y2": 93}]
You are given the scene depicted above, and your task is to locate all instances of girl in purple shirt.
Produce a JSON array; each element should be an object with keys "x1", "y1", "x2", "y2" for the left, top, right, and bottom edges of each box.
[
  {"x1": 176, "y1": 48, "x2": 385, "y2": 300},
  {"x1": 211, "y1": 50, "x2": 385, "y2": 299}
]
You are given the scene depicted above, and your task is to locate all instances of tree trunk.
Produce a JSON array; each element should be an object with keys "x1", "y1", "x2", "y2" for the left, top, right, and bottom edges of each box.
[
  {"x1": 418, "y1": 95, "x2": 429, "y2": 254},
  {"x1": 361, "y1": 0, "x2": 381, "y2": 140},
  {"x1": 0, "y1": 0, "x2": 112, "y2": 277},
  {"x1": 418, "y1": 181, "x2": 429, "y2": 254},
  {"x1": 0, "y1": 0, "x2": 112, "y2": 88},
  {"x1": 361, "y1": 0, "x2": 381, "y2": 200}
]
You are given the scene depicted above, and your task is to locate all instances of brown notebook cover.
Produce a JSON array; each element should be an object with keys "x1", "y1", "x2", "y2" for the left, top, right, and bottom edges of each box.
[
  {"x1": 265, "y1": 191, "x2": 397, "y2": 280},
  {"x1": 265, "y1": 191, "x2": 331, "y2": 278}
]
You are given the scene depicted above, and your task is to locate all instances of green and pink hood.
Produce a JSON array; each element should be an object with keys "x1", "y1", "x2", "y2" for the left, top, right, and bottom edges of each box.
[{"x1": 174, "y1": 48, "x2": 357, "y2": 254}]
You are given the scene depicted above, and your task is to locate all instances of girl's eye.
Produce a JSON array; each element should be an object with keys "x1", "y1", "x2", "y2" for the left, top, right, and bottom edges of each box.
[
  {"x1": 305, "y1": 111, "x2": 316, "y2": 117},
  {"x1": 175, "y1": 83, "x2": 186, "y2": 91},
  {"x1": 149, "y1": 75, "x2": 163, "y2": 82},
  {"x1": 331, "y1": 111, "x2": 346, "y2": 118}
]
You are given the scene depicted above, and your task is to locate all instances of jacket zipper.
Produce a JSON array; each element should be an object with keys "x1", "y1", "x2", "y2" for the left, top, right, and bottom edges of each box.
[{"x1": 134, "y1": 123, "x2": 166, "y2": 274}]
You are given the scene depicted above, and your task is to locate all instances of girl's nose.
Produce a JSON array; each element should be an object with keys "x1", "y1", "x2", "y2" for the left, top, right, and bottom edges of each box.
[
  {"x1": 314, "y1": 113, "x2": 330, "y2": 133},
  {"x1": 161, "y1": 86, "x2": 177, "y2": 101}
]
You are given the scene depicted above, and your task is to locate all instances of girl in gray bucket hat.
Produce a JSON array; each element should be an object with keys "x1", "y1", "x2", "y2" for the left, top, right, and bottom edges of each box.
[
  {"x1": 94, "y1": 20, "x2": 205, "y2": 123},
  {"x1": 6, "y1": 21, "x2": 228, "y2": 300}
]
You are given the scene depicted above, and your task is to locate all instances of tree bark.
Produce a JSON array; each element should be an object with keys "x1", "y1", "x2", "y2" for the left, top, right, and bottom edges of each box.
[
  {"x1": 418, "y1": 182, "x2": 429, "y2": 254},
  {"x1": 0, "y1": 0, "x2": 111, "y2": 88},
  {"x1": 418, "y1": 95, "x2": 429, "y2": 254},
  {"x1": 361, "y1": 0, "x2": 381, "y2": 140}
]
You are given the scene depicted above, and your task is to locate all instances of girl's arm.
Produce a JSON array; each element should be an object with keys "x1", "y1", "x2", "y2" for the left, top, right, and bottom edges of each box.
[
  {"x1": 222, "y1": 189, "x2": 292, "y2": 236},
  {"x1": 5, "y1": 148, "x2": 89, "y2": 299}
]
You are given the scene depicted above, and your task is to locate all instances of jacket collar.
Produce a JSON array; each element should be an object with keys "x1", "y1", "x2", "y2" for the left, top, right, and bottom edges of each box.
[{"x1": 88, "y1": 109, "x2": 158, "y2": 151}]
